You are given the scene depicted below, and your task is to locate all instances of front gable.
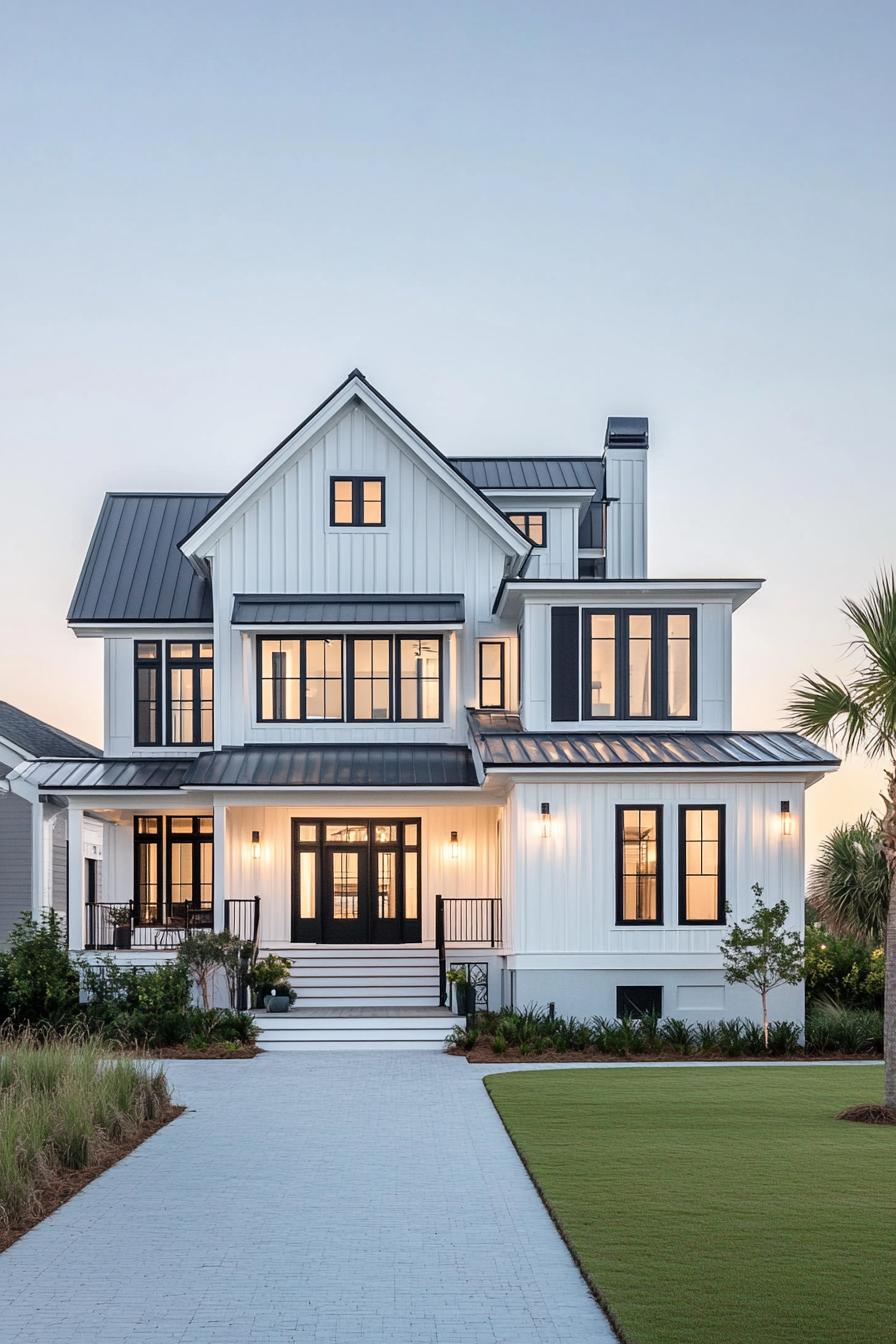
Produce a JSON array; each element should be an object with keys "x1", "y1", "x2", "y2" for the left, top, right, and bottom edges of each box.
[{"x1": 180, "y1": 372, "x2": 531, "y2": 583}]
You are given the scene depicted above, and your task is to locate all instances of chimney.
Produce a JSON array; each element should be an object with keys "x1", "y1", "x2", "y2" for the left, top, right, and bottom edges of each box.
[{"x1": 603, "y1": 417, "x2": 648, "y2": 580}]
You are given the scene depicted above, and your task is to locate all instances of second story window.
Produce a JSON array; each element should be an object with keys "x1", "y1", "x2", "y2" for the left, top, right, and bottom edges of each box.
[
  {"x1": 258, "y1": 637, "x2": 343, "y2": 722},
  {"x1": 134, "y1": 642, "x2": 162, "y2": 746},
  {"x1": 478, "y1": 641, "x2": 506, "y2": 709},
  {"x1": 582, "y1": 610, "x2": 696, "y2": 721},
  {"x1": 330, "y1": 476, "x2": 385, "y2": 527},
  {"x1": 167, "y1": 642, "x2": 214, "y2": 745},
  {"x1": 397, "y1": 637, "x2": 441, "y2": 721},
  {"x1": 507, "y1": 512, "x2": 546, "y2": 546}
]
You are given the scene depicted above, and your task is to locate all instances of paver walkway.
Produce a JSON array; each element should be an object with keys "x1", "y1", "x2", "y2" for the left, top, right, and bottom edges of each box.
[{"x1": 0, "y1": 1052, "x2": 615, "y2": 1343}]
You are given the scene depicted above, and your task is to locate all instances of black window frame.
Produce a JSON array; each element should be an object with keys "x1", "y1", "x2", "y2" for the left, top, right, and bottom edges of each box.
[
  {"x1": 615, "y1": 803, "x2": 664, "y2": 926},
  {"x1": 678, "y1": 805, "x2": 726, "y2": 925},
  {"x1": 329, "y1": 476, "x2": 386, "y2": 528},
  {"x1": 133, "y1": 816, "x2": 163, "y2": 925},
  {"x1": 582, "y1": 609, "x2": 697, "y2": 722},
  {"x1": 506, "y1": 511, "x2": 546, "y2": 547},
  {"x1": 165, "y1": 815, "x2": 214, "y2": 917},
  {"x1": 256, "y1": 633, "x2": 443, "y2": 724},
  {"x1": 166, "y1": 640, "x2": 214, "y2": 746},
  {"x1": 478, "y1": 640, "x2": 506, "y2": 710},
  {"x1": 134, "y1": 641, "x2": 162, "y2": 747},
  {"x1": 616, "y1": 985, "x2": 663, "y2": 1019}
]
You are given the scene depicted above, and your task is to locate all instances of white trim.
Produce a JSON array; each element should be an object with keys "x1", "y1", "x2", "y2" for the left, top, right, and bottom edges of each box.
[{"x1": 496, "y1": 578, "x2": 764, "y2": 619}]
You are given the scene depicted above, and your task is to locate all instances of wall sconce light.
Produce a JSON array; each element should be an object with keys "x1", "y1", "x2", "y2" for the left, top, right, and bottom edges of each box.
[
  {"x1": 780, "y1": 801, "x2": 792, "y2": 837},
  {"x1": 449, "y1": 830, "x2": 459, "y2": 860},
  {"x1": 541, "y1": 802, "x2": 552, "y2": 839},
  {"x1": 251, "y1": 829, "x2": 262, "y2": 860}
]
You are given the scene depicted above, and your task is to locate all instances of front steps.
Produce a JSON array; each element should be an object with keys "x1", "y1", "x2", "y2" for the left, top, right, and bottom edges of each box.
[
  {"x1": 255, "y1": 944, "x2": 459, "y2": 1050},
  {"x1": 253, "y1": 1006, "x2": 464, "y2": 1052},
  {"x1": 263, "y1": 943, "x2": 442, "y2": 1009}
]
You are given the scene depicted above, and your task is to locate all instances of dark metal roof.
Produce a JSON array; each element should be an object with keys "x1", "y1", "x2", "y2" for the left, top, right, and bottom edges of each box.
[
  {"x1": 605, "y1": 417, "x2": 649, "y2": 448},
  {"x1": 15, "y1": 758, "x2": 193, "y2": 790},
  {"x1": 0, "y1": 702, "x2": 99, "y2": 759},
  {"x1": 69, "y1": 494, "x2": 224, "y2": 623},
  {"x1": 186, "y1": 745, "x2": 479, "y2": 788},
  {"x1": 467, "y1": 715, "x2": 839, "y2": 770},
  {"x1": 578, "y1": 500, "x2": 604, "y2": 549},
  {"x1": 449, "y1": 457, "x2": 603, "y2": 491},
  {"x1": 232, "y1": 594, "x2": 465, "y2": 625}
]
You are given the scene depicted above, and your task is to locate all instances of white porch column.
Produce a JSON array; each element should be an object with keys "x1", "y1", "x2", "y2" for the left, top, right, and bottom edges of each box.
[
  {"x1": 213, "y1": 803, "x2": 227, "y2": 931},
  {"x1": 30, "y1": 797, "x2": 46, "y2": 919},
  {"x1": 67, "y1": 805, "x2": 84, "y2": 951}
]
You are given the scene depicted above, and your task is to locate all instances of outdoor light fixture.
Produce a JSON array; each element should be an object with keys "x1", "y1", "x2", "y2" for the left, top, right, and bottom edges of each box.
[
  {"x1": 780, "y1": 801, "x2": 792, "y2": 837},
  {"x1": 541, "y1": 802, "x2": 552, "y2": 839},
  {"x1": 251, "y1": 829, "x2": 261, "y2": 860},
  {"x1": 449, "y1": 830, "x2": 459, "y2": 860}
]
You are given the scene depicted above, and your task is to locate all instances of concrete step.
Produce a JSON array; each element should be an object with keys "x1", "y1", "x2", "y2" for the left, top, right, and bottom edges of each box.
[{"x1": 254, "y1": 1010, "x2": 463, "y2": 1052}]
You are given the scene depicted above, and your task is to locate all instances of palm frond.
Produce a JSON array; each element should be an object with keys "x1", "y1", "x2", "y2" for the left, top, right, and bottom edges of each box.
[
  {"x1": 807, "y1": 814, "x2": 889, "y2": 943},
  {"x1": 785, "y1": 672, "x2": 867, "y2": 751},
  {"x1": 841, "y1": 570, "x2": 896, "y2": 758}
]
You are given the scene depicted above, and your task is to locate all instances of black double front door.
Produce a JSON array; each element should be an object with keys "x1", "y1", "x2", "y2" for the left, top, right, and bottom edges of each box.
[{"x1": 291, "y1": 819, "x2": 421, "y2": 943}]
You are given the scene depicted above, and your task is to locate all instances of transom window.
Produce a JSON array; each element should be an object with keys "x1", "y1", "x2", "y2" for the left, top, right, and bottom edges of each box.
[
  {"x1": 583, "y1": 610, "x2": 695, "y2": 720},
  {"x1": 257, "y1": 634, "x2": 443, "y2": 723},
  {"x1": 507, "y1": 512, "x2": 546, "y2": 547},
  {"x1": 478, "y1": 641, "x2": 506, "y2": 709},
  {"x1": 679, "y1": 806, "x2": 725, "y2": 924},
  {"x1": 616, "y1": 806, "x2": 662, "y2": 924},
  {"x1": 330, "y1": 476, "x2": 385, "y2": 527}
]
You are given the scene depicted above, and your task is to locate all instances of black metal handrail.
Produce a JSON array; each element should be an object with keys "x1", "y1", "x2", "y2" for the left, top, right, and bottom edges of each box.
[
  {"x1": 435, "y1": 894, "x2": 446, "y2": 1007},
  {"x1": 442, "y1": 897, "x2": 502, "y2": 948},
  {"x1": 224, "y1": 896, "x2": 261, "y2": 949},
  {"x1": 85, "y1": 901, "x2": 213, "y2": 951}
]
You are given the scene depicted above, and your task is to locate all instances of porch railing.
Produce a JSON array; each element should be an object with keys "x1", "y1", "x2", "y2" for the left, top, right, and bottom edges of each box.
[
  {"x1": 224, "y1": 896, "x2": 261, "y2": 949},
  {"x1": 435, "y1": 895, "x2": 503, "y2": 1007},
  {"x1": 85, "y1": 902, "x2": 213, "y2": 952}
]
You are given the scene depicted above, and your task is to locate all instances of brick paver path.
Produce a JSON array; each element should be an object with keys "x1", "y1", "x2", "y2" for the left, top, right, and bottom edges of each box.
[{"x1": 1, "y1": 1052, "x2": 614, "y2": 1342}]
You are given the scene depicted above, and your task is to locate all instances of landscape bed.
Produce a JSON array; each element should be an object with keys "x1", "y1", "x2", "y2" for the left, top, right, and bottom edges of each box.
[{"x1": 486, "y1": 1065, "x2": 895, "y2": 1344}]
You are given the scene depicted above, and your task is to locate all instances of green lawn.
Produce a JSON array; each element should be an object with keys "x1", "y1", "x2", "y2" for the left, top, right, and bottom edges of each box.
[{"x1": 486, "y1": 1066, "x2": 895, "y2": 1344}]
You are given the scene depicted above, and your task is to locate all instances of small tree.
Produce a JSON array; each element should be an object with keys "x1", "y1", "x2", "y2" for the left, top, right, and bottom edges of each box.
[
  {"x1": 720, "y1": 885, "x2": 804, "y2": 1048},
  {"x1": 175, "y1": 932, "x2": 226, "y2": 1009}
]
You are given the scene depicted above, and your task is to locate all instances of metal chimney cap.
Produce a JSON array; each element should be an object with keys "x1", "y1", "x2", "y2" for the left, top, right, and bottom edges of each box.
[{"x1": 604, "y1": 417, "x2": 649, "y2": 449}]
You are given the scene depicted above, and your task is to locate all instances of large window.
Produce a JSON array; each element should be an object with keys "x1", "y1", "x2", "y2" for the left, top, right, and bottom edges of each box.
[
  {"x1": 257, "y1": 634, "x2": 443, "y2": 723},
  {"x1": 679, "y1": 806, "x2": 725, "y2": 924},
  {"x1": 583, "y1": 610, "x2": 695, "y2": 721},
  {"x1": 133, "y1": 815, "x2": 212, "y2": 926},
  {"x1": 478, "y1": 641, "x2": 506, "y2": 709},
  {"x1": 330, "y1": 476, "x2": 385, "y2": 527},
  {"x1": 507, "y1": 512, "x2": 546, "y2": 546},
  {"x1": 167, "y1": 642, "x2": 214, "y2": 745},
  {"x1": 134, "y1": 816, "x2": 162, "y2": 923},
  {"x1": 134, "y1": 642, "x2": 161, "y2": 746},
  {"x1": 616, "y1": 806, "x2": 663, "y2": 924}
]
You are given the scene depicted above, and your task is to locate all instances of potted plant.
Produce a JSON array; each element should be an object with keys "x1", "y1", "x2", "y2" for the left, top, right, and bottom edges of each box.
[
  {"x1": 265, "y1": 981, "x2": 296, "y2": 1013},
  {"x1": 248, "y1": 953, "x2": 292, "y2": 1008},
  {"x1": 447, "y1": 965, "x2": 471, "y2": 1015},
  {"x1": 107, "y1": 905, "x2": 132, "y2": 950}
]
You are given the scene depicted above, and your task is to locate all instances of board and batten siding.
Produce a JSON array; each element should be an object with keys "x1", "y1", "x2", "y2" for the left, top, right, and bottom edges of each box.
[
  {"x1": 203, "y1": 403, "x2": 517, "y2": 747},
  {"x1": 506, "y1": 776, "x2": 804, "y2": 956},
  {"x1": 524, "y1": 598, "x2": 732, "y2": 731},
  {"x1": 103, "y1": 627, "x2": 213, "y2": 756}
]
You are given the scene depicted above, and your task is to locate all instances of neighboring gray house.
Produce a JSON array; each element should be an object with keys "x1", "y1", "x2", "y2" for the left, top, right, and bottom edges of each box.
[{"x1": 0, "y1": 701, "x2": 99, "y2": 944}]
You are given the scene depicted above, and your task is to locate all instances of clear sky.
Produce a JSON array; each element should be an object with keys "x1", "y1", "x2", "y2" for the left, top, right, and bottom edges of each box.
[{"x1": 1, "y1": 1, "x2": 894, "y2": 859}]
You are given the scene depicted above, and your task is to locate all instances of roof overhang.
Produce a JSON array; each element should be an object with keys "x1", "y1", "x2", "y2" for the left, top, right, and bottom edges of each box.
[
  {"x1": 494, "y1": 577, "x2": 764, "y2": 619},
  {"x1": 231, "y1": 594, "x2": 465, "y2": 628},
  {"x1": 178, "y1": 372, "x2": 531, "y2": 567}
]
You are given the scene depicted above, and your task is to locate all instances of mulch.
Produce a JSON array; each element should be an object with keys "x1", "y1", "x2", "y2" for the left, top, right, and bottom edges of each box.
[
  {"x1": 455, "y1": 1045, "x2": 883, "y2": 1065},
  {"x1": 139, "y1": 1044, "x2": 260, "y2": 1060},
  {"x1": 0, "y1": 1104, "x2": 185, "y2": 1255}
]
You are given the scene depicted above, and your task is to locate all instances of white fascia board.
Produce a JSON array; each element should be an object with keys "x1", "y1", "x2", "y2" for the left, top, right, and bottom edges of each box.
[
  {"x1": 69, "y1": 623, "x2": 213, "y2": 639},
  {"x1": 484, "y1": 487, "x2": 596, "y2": 520},
  {"x1": 0, "y1": 737, "x2": 32, "y2": 766},
  {"x1": 232, "y1": 622, "x2": 464, "y2": 634},
  {"x1": 180, "y1": 376, "x2": 531, "y2": 564},
  {"x1": 483, "y1": 764, "x2": 838, "y2": 782},
  {"x1": 495, "y1": 577, "x2": 764, "y2": 620}
]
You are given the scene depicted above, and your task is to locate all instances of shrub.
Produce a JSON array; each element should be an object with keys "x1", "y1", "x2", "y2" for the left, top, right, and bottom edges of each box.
[
  {"x1": 765, "y1": 1020, "x2": 802, "y2": 1054},
  {"x1": 660, "y1": 1018, "x2": 695, "y2": 1053},
  {"x1": 806, "y1": 1004, "x2": 883, "y2": 1056},
  {"x1": 80, "y1": 960, "x2": 256, "y2": 1049},
  {"x1": 0, "y1": 912, "x2": 81, "y2": 1028},
  {"x1": 805, "y1": 926, "x2": 884, "y2": 1011}
]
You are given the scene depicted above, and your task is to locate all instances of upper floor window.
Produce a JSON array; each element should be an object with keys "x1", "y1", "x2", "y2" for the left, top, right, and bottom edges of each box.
[
  {"x1": 134, "y1": 642, "x2": 161, "y2": 746},
  {"x1": 167, "y1": 642, "x2": 214, "y2": 745},
  {"x1": 257, "y1": 634, "x2": 443, "y2": 723},
  {"x1": 507, "y1": 512, "x2": 546, "y2": 547},
  {"x1": 616, "y1": 806, "x2": 662, "y2": 924},
  {"x1": 678, "y1": 806, "x2": 725, "y2": 924},
  {"x1": 583, "y1": 610, "x2": 695, "y2": 721},
  {"x1": 330, "y1": 476, "x2": 385, "y2": 527},
  {"x1": 478, "y1": 641, "x2": 506, "y2": 709}
]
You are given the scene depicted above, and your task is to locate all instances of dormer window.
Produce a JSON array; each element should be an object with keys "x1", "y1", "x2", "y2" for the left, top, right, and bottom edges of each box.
[
  {"x1": 330, "y1": 477, "x2": 385, "y2": 527},
  {"x1": 507, "y1": 512, "x2": 546, "y2": 547}
]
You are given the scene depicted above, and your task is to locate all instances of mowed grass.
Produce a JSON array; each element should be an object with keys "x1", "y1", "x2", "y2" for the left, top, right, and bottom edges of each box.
[{"x1": 486, "y1": 1066, "x2": 895, "y2": 1344}]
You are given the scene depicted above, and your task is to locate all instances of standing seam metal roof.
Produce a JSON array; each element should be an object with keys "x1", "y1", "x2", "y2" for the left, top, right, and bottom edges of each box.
[
  {"x1": 232, "y1": 594, "x2": 465, "y2": 625},
  {"x1": 448, "y1": 457, "x2": 603, "y2": 491}
]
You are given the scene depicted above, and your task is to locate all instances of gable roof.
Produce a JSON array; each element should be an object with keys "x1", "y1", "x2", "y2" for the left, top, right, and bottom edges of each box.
[
  {"x1": 69, "y1": 494, "x2": 223, "y2": 624},
  {"x1": 0, "y1": 701, "x2": 99, "y2": 759},
  {"x1": 178, "y1": 370, "x2": 531, "y2": 562}
]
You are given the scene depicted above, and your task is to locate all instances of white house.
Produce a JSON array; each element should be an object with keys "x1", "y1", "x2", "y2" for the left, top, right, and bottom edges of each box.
[{"x1": 15, "y1": 370, "x2": 838, "y2": 1046}]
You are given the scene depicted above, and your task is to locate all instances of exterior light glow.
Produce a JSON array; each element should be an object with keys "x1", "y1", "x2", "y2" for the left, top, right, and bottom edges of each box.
[
  {"x1": 251, "y1": 829, "x2": 261, "y2": 860},
  {"x1": 780, "y1": 801, "x2": 792, "y2": 837},
  {"x1": 541, "y1": 802, "x2": 552, "y2": 839},
  {"x1": 449, "y1": 830, "x2": 459, "y2": 860}
]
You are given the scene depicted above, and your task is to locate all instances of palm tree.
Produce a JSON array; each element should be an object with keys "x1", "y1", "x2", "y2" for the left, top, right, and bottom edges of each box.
[
  {"x1": 788, "y1": 570, "x2": 896, "y2": 1110},
  {"x1": 808, "y1": 814, "x2": 889, "y2": 946}
]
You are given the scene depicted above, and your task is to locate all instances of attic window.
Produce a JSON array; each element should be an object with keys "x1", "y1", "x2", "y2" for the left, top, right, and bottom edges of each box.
[
  {"x1": 507, "y1": 512, "x2": 546, "y2": 547},
  {"x1": 330, "y1": 477, "x2": 385, "y2": 527}
]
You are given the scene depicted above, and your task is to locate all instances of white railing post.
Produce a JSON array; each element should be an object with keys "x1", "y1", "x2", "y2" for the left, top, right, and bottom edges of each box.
[
  {"x1": 67, "y1": 805, "x2": 85, "y2": 951},
  {"x1": 213, "y1": 803, "x2": 227, "y2": 932}
]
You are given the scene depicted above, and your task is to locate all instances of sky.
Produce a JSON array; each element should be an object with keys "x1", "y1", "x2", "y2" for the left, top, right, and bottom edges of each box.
[{"x1": 1, "y1": 1, "x2": 894, "y2": 860}]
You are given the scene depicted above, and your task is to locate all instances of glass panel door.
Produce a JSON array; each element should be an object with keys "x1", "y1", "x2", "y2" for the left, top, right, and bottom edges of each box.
[{"x1": 322, "y1": 846, "x2": 368, "y2": 943}]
